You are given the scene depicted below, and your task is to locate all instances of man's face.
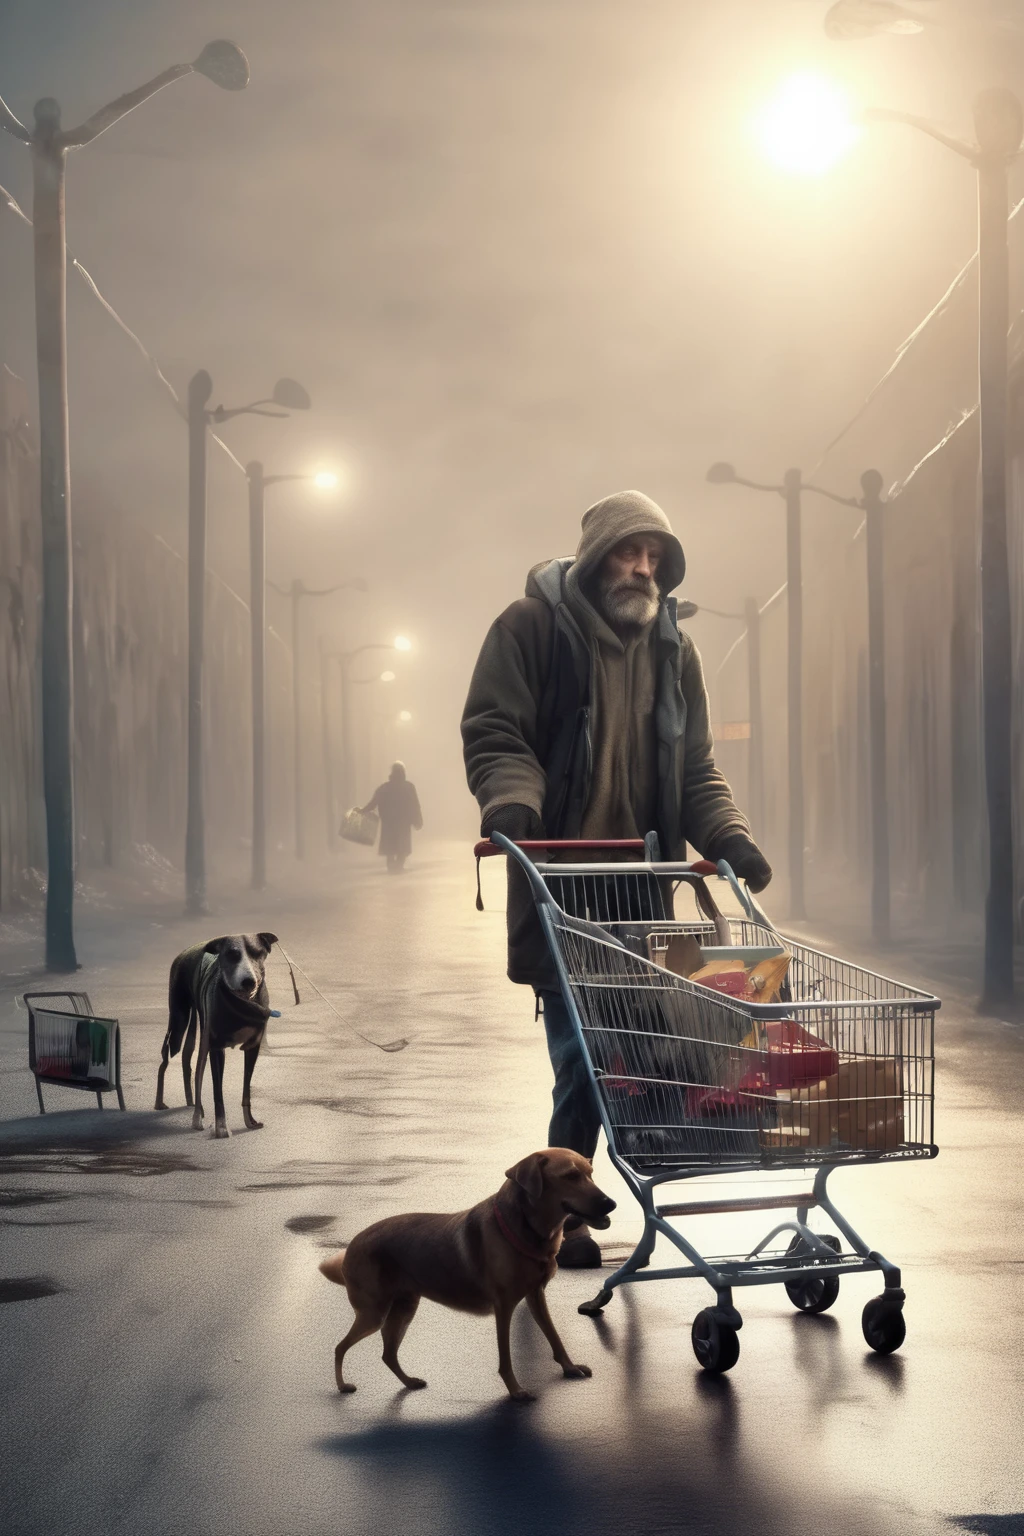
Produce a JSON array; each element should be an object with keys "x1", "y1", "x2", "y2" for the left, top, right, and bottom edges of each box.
[{"x1": 597, "y1": 534, "x2": 665, "y2": 628}]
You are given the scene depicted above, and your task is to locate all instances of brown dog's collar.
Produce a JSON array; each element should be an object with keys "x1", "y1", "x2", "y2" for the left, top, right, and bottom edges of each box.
[{"x1": 491, "y1": 1199, "x2": 553, "y2": 1263}]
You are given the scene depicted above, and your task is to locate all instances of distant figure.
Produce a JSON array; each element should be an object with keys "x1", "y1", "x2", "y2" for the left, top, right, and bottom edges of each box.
[{"x1": 360, "y1": 762, "x2": 423, "y2": 873}]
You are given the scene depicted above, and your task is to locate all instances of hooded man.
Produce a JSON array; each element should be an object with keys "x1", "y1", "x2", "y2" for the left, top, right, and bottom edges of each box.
[{"x1": 462, "y1": 490, "x2": 771, "y2": 1266}]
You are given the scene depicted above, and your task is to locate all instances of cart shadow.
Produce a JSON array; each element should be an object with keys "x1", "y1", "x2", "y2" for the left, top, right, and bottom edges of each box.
[{"x1": 315, "y1": 1387, "x2": 896, "y2": 1536}]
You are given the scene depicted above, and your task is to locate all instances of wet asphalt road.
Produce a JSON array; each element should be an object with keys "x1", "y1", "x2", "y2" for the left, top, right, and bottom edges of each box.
[{"x1": 0, "y1": 843, "x2": 1022, "y2": 1536}]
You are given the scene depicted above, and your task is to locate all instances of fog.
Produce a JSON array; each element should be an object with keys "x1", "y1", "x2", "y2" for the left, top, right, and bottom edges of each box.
[{"x1": 2, "y1": 0, "x2": 1023, "y2": 914}]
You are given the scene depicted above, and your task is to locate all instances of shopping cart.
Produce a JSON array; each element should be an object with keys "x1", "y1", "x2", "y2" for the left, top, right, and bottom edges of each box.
[{"x1": 477, "y1": 834, "x2": 939, "y2": 1372}]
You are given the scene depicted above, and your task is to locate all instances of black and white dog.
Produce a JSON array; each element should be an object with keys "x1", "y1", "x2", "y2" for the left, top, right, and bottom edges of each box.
[{"x1": 155, "y1": 934, "x2": 279, "y2": 1138}]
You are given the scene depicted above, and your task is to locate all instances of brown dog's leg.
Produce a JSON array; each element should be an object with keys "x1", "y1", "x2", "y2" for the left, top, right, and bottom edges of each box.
[
  {"x1": 381, "y1": 1295, "x2": 426, "y2": 1390},
  {"x1": 525, "y1": 1288, "x2": 592, "y2": 1380},
  {"x1": 494, "y1": 1298, "x2": 534, "y2": 1403},
  {"x1": 335, "y1": 1306, "x2": 387, "y2": 1394}
]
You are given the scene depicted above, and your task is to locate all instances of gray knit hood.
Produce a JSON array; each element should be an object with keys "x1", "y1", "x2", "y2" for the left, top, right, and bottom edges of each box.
[{"x1": 570, "y1": 489, "x2": 685, "y2": 593}]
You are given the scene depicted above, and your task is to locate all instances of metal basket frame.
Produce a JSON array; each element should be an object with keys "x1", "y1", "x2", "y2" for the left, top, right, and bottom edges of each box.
[{"x1": 490, "y1": 834, "x2": 939, "y2": 1353}]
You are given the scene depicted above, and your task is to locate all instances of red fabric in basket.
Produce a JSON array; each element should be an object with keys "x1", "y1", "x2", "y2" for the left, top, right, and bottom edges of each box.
[
  {"x1": 687, "y1": 1021, "x2": 838, "y2": 1117},
  {"x1": 739, "y1": 1020, "x2": 838, "y2": 1093}
]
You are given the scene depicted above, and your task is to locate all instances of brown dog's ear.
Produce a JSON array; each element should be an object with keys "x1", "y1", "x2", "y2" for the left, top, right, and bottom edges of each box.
[
  {"x1": 203, "y1": 937, "x2": 231, "y2": 954},
  {"x1": 504, "y1": 1153, "x2": 548, "y2": 1203},
  {"x1": 257, "y1": 932, "x2": 279, "y2": 952}
]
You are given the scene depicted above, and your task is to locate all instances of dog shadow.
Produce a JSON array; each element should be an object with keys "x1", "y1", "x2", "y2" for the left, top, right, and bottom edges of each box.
[{"x1": 315, "y1": 1335, "x2": 896, "y2": 1536}]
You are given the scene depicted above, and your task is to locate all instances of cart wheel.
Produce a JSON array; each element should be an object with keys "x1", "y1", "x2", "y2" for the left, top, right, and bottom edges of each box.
[
  {"x1": 862, "y1": 1296, "x2": 906, "y2": 1355},
  {"x1": 578, "y1": 1288, "x2": 613, "y2": 1317},
  {"x1": 691, "y1": 1309, "x2": 740, "y2": 1373},
  {"x1": 785, "y1": 1233, "x2": 841, "y2": 1314}
]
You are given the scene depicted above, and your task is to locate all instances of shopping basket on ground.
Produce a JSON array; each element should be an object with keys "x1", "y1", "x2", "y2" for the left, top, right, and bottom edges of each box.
[{"x1": 477, "y1": 834, "x2": 939, "y2": 1373}]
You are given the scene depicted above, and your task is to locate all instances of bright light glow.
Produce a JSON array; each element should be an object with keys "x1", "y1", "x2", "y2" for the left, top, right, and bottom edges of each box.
[
  {"x1": 313, "y1": 470, "x2": 338, "y2": 491},
  {"x1": 379, "y1": 670, "x2": 396, "y2": 683},
  {"x1": 398, "y1": 710, "x2": 413, "y2": 723},
  {"x1": 755, "y1": 73, "x2": 861, "y2": 176},
  {"x1": 393, "y1": 635, "x2": 412, "y2": 652}
]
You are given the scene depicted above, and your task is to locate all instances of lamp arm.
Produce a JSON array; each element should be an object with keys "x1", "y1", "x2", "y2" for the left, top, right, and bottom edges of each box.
[
  {"x1": 0, "y1": 93, "x2": 31, "y2": 143},
  {"x1": 211, "y1": 401, "x2": 288, "y2": 423},
  {"x1": 862, "y1": 108, "x2": 975, "y2": 162},
  {"x1": 731, "y1": 475, "x2": 786, "y2": 496},
  {"x1": 60, "y1": 63, "x2": 194, "y2": 148},
  {"x1": 801, "y1": 482, "x2": 861, "y2": 510}
]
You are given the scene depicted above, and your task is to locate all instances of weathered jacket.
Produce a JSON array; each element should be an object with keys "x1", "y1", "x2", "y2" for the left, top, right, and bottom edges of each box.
[{"x1": 462, "y1": 557, "x2": 752, "y2": 984}]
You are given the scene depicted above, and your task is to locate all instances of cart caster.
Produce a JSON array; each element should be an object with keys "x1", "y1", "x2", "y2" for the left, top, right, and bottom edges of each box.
[
  {"x1": 862, "y1": 1294, "x2": 906, "y2": 1355},
  {"x1": 579, "y1": 1288, "x2": 613, "y2": 1317},
  {"x1": 691, "y1": 1309, "x2": 740, "y2": 1373},
  {"x1": 785, "y1": 1233, "x2": 841, "y2": 1314}
]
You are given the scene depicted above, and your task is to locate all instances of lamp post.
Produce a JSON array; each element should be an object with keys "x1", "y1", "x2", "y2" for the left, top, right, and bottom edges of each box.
[
  {"x1": 706, "y1": 463, "x2": 891, "y2": 933},
  {"x1": 0, "y1": 40, "x2": 248, "y2": 970},
  {"x1": 858, "y1": 92, "x2": 1021, "y2": 999},
  {"x1": 184, "y1": 376, "x2": 310, "y2": 914},
  {"x1": 685, "y1": 598, "x2": 765, "y2": 841},
  {"x1": 329, "y1": 639, "x2": 412, "y2": 820},
  {"x1": 246, "y1": 465, "x2": 344, "y2": 888},
  {"x1": 270, "y1": 577, "x2": 365, "y2": 862}
]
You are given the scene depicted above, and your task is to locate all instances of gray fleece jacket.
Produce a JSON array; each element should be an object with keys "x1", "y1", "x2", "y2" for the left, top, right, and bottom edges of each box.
[{"x1": 462, "y1": 490, "x2": 753, "y2": 985}]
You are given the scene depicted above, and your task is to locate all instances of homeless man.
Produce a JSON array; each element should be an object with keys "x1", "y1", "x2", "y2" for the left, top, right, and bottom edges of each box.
[{"x1": 461, "y1": 489, "x2": 771, "y2": 1268}]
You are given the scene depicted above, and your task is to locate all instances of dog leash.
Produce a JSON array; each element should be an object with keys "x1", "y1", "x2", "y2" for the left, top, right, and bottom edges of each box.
[{"x1": 275, "y1": 946, "x2": 409, "y2": 1053}]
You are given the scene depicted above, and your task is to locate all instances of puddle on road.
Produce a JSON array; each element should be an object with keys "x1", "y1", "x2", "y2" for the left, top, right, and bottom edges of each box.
[
  {"x1": 0, "y1": 1143, "x2": 204, "y2": 1179},
  {"x1": 0, "y1": 1276, "x2": 65, "y2": 1303},
  {"x1": 285, "y1": 1214, "x2": 337, "y2": 1234},
  {"x1": 240, "y1": 1153, "x2": 459, "y2": 1195},
  {"x1": 285, "y1": 1095, "x2": 419, "y2": 1119},
  {"x1": 0, "y1": 1189, "x2": 71, "y2": 1208}
]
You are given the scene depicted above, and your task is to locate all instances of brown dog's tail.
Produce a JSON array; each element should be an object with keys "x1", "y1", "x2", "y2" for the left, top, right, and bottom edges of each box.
[{"x1": 318, "y1": 1251, "x2": 347, "y2": 1285}]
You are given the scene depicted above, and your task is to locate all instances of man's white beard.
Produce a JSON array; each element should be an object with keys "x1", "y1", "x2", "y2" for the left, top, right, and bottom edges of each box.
[{"x1": 600, "y1": 575, "x2": 660, "y2": 628}]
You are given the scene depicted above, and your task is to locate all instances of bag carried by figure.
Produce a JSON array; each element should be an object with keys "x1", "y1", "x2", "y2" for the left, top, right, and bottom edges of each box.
[{"x1": 340, "y1": 807, "x2": 379, "y2": 846}]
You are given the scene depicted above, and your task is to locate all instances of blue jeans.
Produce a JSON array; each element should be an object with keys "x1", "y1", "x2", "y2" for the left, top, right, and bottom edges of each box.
[{"x1": 537, "y1": 987, "x2": 601, "y2": 1160}]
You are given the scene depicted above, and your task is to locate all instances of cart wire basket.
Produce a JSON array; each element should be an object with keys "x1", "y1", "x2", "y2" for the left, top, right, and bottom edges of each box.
[{"x1": 480, "y1": 834, "x2": 939, "y2": 1372}]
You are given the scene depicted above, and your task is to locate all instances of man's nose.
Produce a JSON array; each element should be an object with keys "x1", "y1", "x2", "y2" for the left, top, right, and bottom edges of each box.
[{"x1": 634, "y1": 552, "x2": 653, "y2": 578}]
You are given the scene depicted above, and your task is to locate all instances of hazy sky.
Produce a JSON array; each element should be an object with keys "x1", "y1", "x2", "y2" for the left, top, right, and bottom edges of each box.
[{"x1": 1, "y1": 0, "x2": 1020, "y2": 828}]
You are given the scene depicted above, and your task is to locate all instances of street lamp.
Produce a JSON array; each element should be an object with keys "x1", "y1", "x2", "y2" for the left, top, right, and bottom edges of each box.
[
  {"x1": 328, "y1": 639, "x2": 413, "y2": 821},
  {"x1": 184, "y1": 375, "x2": 309, "y2": 913},
  {"x1": 0, "y1": 39, "x2": 248, "y2": 969},
  {"x1": 760, "y1": 70, "x2": 1020, "y2": 997},
  {"x1": 754, "y1": 72, "x2": 861, "y2": 175},
  {"x1": 685, "y1": 598, "x2": 766, "y2": 842},
  {"x1": 269, "y1": 573, "x2": 367, "y2": 866},
  {"x1": 706, "y1": 465, "x2": 891, "y2": 939},
  {"x1": 247, "y1": 463, "x2": 347, "y2": 887},
  {"x1": 867, "y1": 92, "x2": 1021, "y2": 1003}
]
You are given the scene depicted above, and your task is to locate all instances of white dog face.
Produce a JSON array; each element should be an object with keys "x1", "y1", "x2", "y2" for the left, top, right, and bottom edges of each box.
[{"x1": 206, "y1": 933, "x2": 278, "y2": 1000}]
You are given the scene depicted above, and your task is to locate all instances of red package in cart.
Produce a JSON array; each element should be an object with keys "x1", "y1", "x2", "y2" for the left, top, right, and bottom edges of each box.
[{"x1": 738, "y1": 1020, "x2": 838, "y2": 1094}]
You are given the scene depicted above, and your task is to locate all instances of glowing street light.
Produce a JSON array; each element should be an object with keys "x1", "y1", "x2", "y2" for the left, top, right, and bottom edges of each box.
[
  {"x1": 754, "y1": 72, "x2": 861, "y2": 175},
  {"x1": 394, "y1": 634, "x2": 413, "y2": 652},
  {"x1": 313, "y1": 470, "x2": 339, "y2": 491},
  {"x1": 379, "y1": 670, "x2": 396, "y2": 683},
  {"x1": 398, "y1": 711, "x2": 413, "y2": 724}
]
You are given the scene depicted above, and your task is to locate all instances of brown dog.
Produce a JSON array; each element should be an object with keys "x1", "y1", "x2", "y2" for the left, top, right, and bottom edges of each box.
[{"x1": 319, "y1": 1148, "x2": 616, "y2": 1402}]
